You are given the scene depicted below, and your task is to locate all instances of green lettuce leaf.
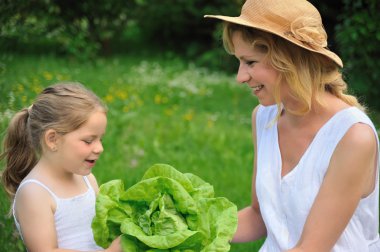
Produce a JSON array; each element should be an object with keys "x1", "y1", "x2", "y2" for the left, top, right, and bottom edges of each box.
[{"x1": 92, "y1": 163, "x2": 237, "y2": 251}]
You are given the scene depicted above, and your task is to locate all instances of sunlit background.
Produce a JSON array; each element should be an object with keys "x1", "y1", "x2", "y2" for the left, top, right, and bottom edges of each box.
[{"x1": 1, "y1": 1, "x2": 379, "y2": 251}]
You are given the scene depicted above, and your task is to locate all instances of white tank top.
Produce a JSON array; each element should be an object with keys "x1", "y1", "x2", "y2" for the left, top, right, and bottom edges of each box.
[
  {"x1": 255, "y1": 105, "x2": 380, "y2": 252},
  {"x1": 13, "y1": 176, "x2": 103, "y2": 251}
]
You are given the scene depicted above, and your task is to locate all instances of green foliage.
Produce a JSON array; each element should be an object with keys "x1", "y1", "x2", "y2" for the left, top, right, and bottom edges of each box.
[
  {"x1": 0, "y1": 53, "x2": 262, "y2": 251},
  {"x1": 0, "y1": 187, "x2": 25, "y2": 252},
  {"x1": 1, "y1": 0, "x2": 132, "y2": 59},
  {"x1": 0, "y1": 0, "x2": 246, "y2": 61},
  {"x1": 130, "y1": 0, "x2": 243, "y2": 54},
  {"x1": 335, "y1": 0, "x2": 380, "y2": 110}
]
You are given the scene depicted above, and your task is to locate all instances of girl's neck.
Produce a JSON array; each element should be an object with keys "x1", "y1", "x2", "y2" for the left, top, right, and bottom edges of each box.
[
  {"x1": 25, "y1": 155, "x2": 88, "y2": 198},
  {"x1": 31, "y1": 156, "x2": 75, "y2": 182}
]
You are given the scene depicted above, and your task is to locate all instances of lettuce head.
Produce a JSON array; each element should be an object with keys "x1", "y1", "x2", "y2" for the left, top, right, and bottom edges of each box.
[{"x1": 92, "y1": 163, "x2": 238, "y2": 251}]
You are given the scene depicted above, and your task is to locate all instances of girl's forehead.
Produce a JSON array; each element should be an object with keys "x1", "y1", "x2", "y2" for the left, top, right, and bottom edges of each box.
[{"x1": 67, "y1": 111, "x2": 107, "y2": 136}]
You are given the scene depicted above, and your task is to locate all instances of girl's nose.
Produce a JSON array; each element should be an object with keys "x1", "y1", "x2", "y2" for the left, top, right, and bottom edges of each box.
[
  {"x1": 236, "y1": 63, "x2": 250, "y2": 84},
  {"x1": 93, "y1": 141, "x2": 104, "y2": 154}
]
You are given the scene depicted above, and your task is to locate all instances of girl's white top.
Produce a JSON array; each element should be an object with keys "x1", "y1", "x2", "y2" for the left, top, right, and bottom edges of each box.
[
  {"x1": 256, "y1": 105, "x2": 380, "y2": 252},
  {"x1": 13, "y1": 176, "x2": 103, "y2": 251}
]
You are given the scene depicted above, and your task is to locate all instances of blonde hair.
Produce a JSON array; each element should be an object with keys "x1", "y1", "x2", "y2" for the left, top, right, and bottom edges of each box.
[
  {"x1": 0, "y1": 82, "x2": 107, "y2": 197},
  {"x1": 223, "y1": 23, "x2": 364, "y2": 115}
]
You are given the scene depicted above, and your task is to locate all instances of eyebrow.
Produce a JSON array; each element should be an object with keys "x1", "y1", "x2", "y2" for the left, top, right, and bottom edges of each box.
[
  {"x1": 238, "y1": 56, "x2": 259, "y2": 61},
  {"x1": 83, "y1": 133, "x2": 105, "y2": 138}
]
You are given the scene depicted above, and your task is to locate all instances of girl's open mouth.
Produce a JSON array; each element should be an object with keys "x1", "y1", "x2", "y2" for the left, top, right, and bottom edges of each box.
[{"x1": 85, "y1": 159, "x2": 96, "y2": 165}]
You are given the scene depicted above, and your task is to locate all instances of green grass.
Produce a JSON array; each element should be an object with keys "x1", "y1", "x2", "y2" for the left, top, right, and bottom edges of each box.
[{"x1": 0, "y1": 53, "x2": 263, "y2": 251}]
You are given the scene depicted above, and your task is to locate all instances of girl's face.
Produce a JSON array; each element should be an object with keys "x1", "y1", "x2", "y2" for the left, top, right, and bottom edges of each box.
[
  {"x1": 232, "y1": 32, "x2": 281, "y2": 106},
  {"x1": 55, "y1": 110, "x2": 107, "y2": 176}
]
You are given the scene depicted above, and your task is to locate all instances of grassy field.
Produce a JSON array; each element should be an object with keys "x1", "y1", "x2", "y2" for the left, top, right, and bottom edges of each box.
[{"x1": 0, "y1": 53, "x2": 264, "y2": 251}]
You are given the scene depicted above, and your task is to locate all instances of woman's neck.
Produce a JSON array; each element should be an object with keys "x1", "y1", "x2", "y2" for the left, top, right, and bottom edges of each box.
[{"x1": 281, "y1": 92, "x2": 350, "y2": 127}]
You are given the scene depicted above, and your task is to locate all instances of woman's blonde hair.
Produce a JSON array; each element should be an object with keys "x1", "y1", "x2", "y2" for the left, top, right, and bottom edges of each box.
[
  {"x1": 223, "y1": 22, "x2": 363, "y2": 115},
  {"x1": 0, "y1": 82, "x2": 107, "y2": 198}
]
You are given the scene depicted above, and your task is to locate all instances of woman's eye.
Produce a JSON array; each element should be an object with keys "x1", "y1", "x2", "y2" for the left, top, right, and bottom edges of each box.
[{"x1": 246, "y1": 61, "x2": 257, "y2": 66}]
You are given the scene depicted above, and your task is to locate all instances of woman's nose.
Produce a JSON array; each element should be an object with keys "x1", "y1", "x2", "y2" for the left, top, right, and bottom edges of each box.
[{"x1": 236, "y1": 64, "x2": 250, "y2": 84}]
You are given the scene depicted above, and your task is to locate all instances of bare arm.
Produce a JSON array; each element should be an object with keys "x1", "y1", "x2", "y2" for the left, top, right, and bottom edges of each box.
[
  {"x1": 232, "y1": 106, "x2": 267, "y2": 242},
  {"x1": 15, "y1": 183, "x2": 121, "y2": 252},
  {"x1": 286, "y1": 123, "x2": 377, "y2": 252}
]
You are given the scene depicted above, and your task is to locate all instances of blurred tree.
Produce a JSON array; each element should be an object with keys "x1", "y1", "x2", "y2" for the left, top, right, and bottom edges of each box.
[
  {"x1": 335, "y1": 0, "x2": 380, "y2": 110},
  {"x1": 309, "y1": 0, "x2": 343, "y2": 51},
  {"x1": 1, "y1": 0, "x2": 379, "y2": 103},
  {"x1": 0, "y1": 0, "x2": 134, "y2": 59},
  {"x1": 0, "y1": 0, "x2": 52, "y2": 49},
  {"x1": 130, "y1": 0, "x2": 244, "y2": 56}
]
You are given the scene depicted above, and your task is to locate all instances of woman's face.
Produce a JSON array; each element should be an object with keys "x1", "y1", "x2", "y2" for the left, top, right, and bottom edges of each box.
[{"x1": 232, "y1": 31, "x2": 281, "y2": 106}]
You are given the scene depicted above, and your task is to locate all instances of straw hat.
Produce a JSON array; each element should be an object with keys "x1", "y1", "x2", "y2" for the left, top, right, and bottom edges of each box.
[{"x1": 204, "y1": 0, "x2": 343, "y2": 67}]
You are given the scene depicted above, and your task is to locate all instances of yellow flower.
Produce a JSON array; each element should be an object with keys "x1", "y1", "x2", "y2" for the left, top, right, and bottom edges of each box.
[
  {"x1": 116, "y1": 90, "x2": 128, "y2": 100},
  {"x1": 16, "y1": 84, "x2": 24, "y2": 92},
  {"x1": 43, "y1": 71, "x2": 53, "y2": 81},
  {"x1": 32, "y1": 84, "x2": 43, "y2": 94},
  {"x1": 164, "y1": 108, "x2": 174, "y2": 116},
  {"x1": 207, "y1": 119, "x2": 214, "y2": 128},
  {"x1": 104, "y1": 94, "x2": 115, "y2": 103},
  {"x1": 137, "y1": 98, "x2": 144, "y2": 107},
  {"x1": 183, "y1": 110, "x2": 194, "y2": 121},
  {"x1": 154, "y1": 94, "x2": 162, "y2": 104},
  {"x1": 56, "y1": 74, "x2": 65, "y2": 81}
]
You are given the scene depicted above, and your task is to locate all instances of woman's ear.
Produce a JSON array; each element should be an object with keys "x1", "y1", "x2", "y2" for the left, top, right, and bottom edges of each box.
[{"x1": 44, "y1": 129, "x2": 59, "y2": 152}]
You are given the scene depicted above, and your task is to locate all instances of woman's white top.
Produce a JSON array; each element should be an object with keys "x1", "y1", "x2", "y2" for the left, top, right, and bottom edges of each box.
[
  {"x1": 255, "y1": 105, "x2": 380, "y2": 252},
  {"x1": 13, "y1": 176, "x2": 103, "y2": 251}
]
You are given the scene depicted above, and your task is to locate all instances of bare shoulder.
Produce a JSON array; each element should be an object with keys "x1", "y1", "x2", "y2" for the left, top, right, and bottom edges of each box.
[
  {"x1": 330, "y1": 122, "x2": 377, "y2": 195},
  {"x1": 340, "y1": 122, "x2": 377, "y2": 151},
  {"x1": 335, "y1": 122, "x2": 377, "y2": 169},
  {"x1": 16, "y1": 182, "x2": 55, "y2": 206},
  {"x1": 15, "y1": 182, "x2": 55, "y2": 219},
  {"x1": 15, "y1": 182, "x2": 60, "y2": 250},
  {"x1": 87, "y1": 173, "x2": 99, "y2": 194}
]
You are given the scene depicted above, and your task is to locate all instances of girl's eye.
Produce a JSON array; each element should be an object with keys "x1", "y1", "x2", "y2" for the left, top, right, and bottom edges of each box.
[{"x1": 83, "y1": 140, "x2": 92, "y2": 144}]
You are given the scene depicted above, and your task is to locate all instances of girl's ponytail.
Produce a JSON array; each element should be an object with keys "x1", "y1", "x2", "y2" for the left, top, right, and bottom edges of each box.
[{"x1": 0, "y1": 108, "x2": 38, "y2": 198}]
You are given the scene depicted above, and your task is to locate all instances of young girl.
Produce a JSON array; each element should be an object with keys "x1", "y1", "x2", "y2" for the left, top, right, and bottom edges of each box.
[
  {"x1": 205, "y1": 0, "x2": 380, "y2": 251},
  {"x1": 1, "y1": 82, "x2": 122, "y2": 252}
]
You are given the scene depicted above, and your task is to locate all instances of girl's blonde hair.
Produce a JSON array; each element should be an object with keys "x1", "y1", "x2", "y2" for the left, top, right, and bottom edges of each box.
[
  {"x1": 0, "y1": 82, "x2": 107, "y2": 197},
  {"x1": 223, "y1": 22, "x2": 363, "y2": 115}
]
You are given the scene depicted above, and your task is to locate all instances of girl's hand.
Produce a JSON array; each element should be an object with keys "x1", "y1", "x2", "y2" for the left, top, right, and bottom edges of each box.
[{"x1": 105, "y1": 236, "x2": 122, "y2": 252}]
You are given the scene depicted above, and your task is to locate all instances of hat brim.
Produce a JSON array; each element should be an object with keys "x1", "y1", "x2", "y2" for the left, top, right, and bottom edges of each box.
[{"x1": 204, "y1": 14, "x2": 343, "y2": 68}]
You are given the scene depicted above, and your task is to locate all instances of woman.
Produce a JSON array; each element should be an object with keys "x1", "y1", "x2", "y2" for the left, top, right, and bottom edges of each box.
[{"x1": 205, "y1": 0, "x2": 380, "y2": 251}]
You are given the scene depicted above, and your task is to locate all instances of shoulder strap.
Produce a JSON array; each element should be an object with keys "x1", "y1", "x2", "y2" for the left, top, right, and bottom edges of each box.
[
  {"x1": 17, "y1": 179, "x2": 58, "y2": 200},
  {"x1": 13, "y1": 179, "x2": 59, "y2": 223},
  {"x1": 83, "y1": 176, "x2": 93, "y2": 190}
]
